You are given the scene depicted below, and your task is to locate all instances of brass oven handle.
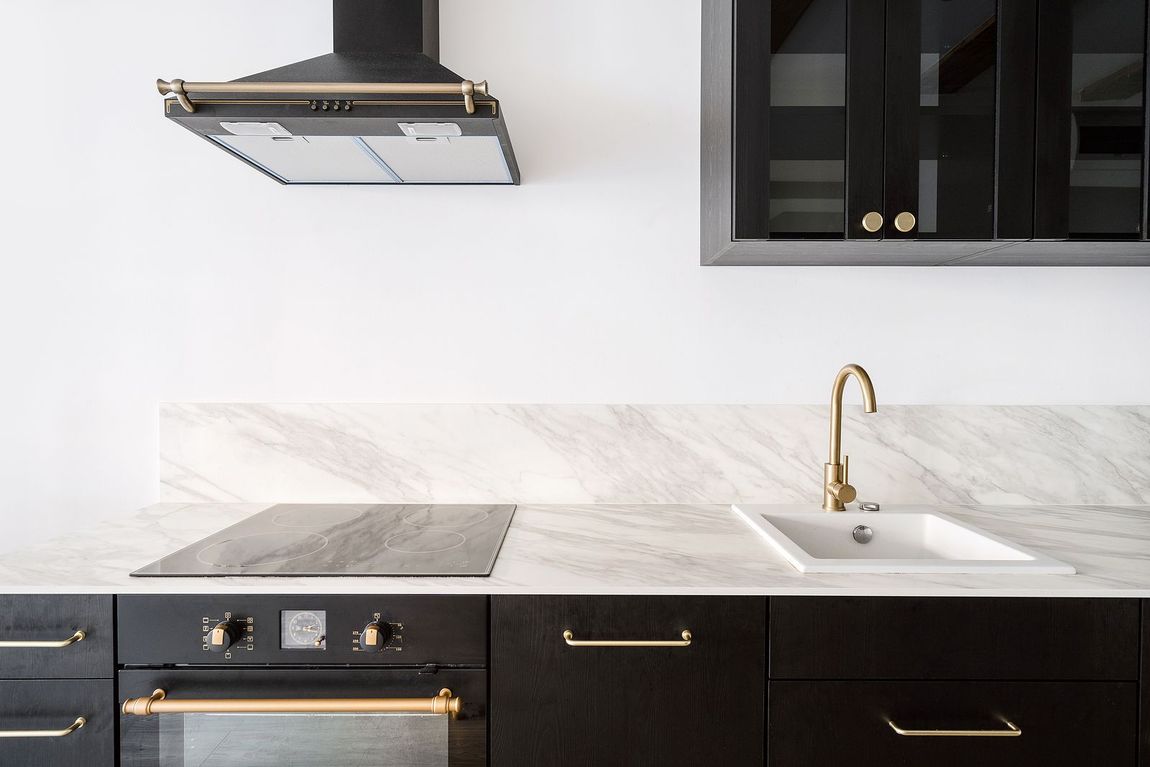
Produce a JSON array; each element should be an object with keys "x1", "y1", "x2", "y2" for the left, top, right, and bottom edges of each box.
[
  {"x1": 0, "y1": 717, "x2": 86, "y2": 738},
  {"x1": 0, "y1": 630, "x2": 85, "y2": 648},
  {"x1": 888, "y1": 718, "x2": 1021, "y2": 737},
  {"x1": 122, "y1": 688, "x2": 461, "y2": 716},
  {"x1": 562, "y1": 629, "x2": 693, "y2": 648}
]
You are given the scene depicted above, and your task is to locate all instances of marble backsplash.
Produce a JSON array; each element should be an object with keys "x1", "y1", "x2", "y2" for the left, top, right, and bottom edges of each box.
[{"x1": 159, "y1": 404, "x2": 1150, "y2": 507}]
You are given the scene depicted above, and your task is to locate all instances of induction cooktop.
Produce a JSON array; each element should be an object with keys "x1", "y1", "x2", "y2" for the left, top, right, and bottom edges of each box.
[{"x1": 131, "y1": 504, "x2": 516, "y2": 577}]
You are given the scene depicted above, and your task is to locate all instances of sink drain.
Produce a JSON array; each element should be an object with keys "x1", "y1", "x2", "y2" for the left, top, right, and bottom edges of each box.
[{"x1": 852, "y1": 525, "x2": 873, "y2": 544}]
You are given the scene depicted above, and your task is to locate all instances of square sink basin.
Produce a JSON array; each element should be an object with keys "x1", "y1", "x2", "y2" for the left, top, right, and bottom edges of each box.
[{"x1": 732, "y1": 505, "x2": 1075, "y2": 574}]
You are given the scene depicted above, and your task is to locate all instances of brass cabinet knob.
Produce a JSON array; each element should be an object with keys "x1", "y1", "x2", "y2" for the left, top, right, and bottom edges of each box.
[
  {"x1": 861, "y1": 211, "x2": 884, "y2": 233},
  {"x1": 894, "y1": 211, "x2": 917, "y2": 233}
]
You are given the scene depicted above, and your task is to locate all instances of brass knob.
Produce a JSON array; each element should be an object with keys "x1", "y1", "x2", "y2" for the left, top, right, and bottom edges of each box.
[
  {"x1": 894, "y1": 211, "x2": 916, "y2": 233},
  {"x1": 861, "y1": 211, "x2": 884, "y2": 233}
]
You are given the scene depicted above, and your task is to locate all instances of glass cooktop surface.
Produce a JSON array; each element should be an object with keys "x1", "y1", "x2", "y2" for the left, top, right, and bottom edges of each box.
[{"x1": 131, "y1": 504, "x2": 516, "y2": 577}]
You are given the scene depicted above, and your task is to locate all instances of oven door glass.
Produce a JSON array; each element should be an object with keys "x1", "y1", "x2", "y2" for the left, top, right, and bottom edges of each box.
[
  {"x1": 161, "y1": 711, "x2": 448, "y2": 765},
  {"x1": 120, "y1": 669, "x2": 485, "y2": 767}
]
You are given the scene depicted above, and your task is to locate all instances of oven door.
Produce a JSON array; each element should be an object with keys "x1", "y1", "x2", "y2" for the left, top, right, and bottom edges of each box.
[{"x1": 119, "y1": 668, "x2": 485, "y2": 767}]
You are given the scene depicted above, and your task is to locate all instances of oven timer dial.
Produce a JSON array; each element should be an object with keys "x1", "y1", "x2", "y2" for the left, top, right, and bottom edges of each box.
[
  {"x1": 357, "y1": 620, "x2": 394, "y2": 653},
  {"x1": 207, "y1": 620, "x2": 240, "y2": 653}
]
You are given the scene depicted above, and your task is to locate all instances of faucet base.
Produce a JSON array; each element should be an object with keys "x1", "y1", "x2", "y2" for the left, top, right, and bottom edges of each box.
[{"x1": 822, "y1": 463, "x2": 854, "y2": 512}]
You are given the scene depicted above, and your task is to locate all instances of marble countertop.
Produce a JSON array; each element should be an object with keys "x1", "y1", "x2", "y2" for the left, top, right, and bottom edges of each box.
[{"x1": 0, "y1": 503, "x2": 1148, "y2": 597}]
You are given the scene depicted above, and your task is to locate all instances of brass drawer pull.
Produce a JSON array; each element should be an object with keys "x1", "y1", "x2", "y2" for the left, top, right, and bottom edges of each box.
[
  {"x1": 562, "y1": 629, "x2": 692, "y2": 648},
  {"x1": 122, "y1": 688, "x2": 461, "y2": 716},
  {"x1": 888, "y1": 718, "x2": 1021, "y2": 737},
  {"x1": 0, "y1": 716, "x2": 86, "y2": 739},
  {"x1": 0, "y1": 630, "x2": 85, "y2": 649}
]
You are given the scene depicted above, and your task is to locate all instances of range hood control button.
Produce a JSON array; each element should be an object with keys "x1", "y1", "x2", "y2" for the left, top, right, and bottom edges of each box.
[
  {"x1": 358, "y1": 621, "x2": 392, "y2": 652},
  {"x1": 207, "y1": 621, "x2": 240, "y2": 653}
]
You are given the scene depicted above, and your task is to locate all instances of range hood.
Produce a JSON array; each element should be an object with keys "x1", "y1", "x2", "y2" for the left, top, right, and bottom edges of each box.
[{"x1": 157, "y1": 0, "x2": 520, "y2": 185}]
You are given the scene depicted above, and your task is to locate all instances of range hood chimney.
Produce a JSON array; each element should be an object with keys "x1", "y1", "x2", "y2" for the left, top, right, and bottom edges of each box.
[{"x1": 156, "y1": 0, "x2": 520, "y2": 185}]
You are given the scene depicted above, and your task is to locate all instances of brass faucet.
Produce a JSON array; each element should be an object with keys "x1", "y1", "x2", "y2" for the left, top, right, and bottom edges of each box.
[{"x1": 823, "y1": 363, "x2": 878, "y2": 511}]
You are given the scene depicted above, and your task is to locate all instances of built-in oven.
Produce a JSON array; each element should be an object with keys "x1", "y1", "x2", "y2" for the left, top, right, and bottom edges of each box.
[{"x1": 117, "y1": 595, "x2": 487, "y2": 767}]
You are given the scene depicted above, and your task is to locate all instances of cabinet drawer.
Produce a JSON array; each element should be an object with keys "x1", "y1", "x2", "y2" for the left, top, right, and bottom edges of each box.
[
  {"x1": 0, "y1": 595, "x2": 113, "y2": 678},
  {"x1": 491, "y1": 596, "x2": 766, "y2": 767},
  {"x1": 770, "y1": 597, "x2": 1140, "y2": 680},
  {"x1": 769, "y1": 680, "x2": 1137, "y2": 767},
  {"x1": 0, "y1": 679, "x2": 115, "y2": 767}
]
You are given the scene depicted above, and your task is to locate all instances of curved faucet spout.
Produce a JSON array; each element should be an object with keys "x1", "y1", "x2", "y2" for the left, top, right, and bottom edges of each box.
[
  {"x1": 823, "y1": 363, "x2": 878, "y2": 511},
  {"x1": 829, "y1": 364, "x2": 877, "y2": 464}
]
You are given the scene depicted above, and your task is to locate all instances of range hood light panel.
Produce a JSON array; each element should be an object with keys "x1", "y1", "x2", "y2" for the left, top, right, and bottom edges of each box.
[{"x1": 157, "y1": 0, "x2": 520, "y2": 185}]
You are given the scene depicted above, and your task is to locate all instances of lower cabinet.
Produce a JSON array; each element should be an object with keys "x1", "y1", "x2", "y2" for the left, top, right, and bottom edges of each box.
[
  {"x1": 0, "y1": 679, "x2": 115, "y2": 767},
  {"x1": 490, "y1": 595, "x2": 766, "y2": 767},
  {"x1": 768, "y1": 680, "x2": 1137, "y2": 766}
]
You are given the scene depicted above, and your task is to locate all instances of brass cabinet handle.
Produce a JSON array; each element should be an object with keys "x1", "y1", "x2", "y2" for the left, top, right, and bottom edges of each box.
[
  {"x1": 888, "y1": 718, "x2": 1021, "y2": 737},
  {"x1": 0, "y1": 717, "x2": 86, "y2": 739},
  {"x1": 0, "y1": 630, "x2": 85, "y2": 649},
  {"x1": 861, "y1": 211, "x2": 884, "y2": 233},
  {"x1": 562, "y1": 629, "x2": 692, "y2": 647},
  {"x1": 893, "y1": 211, "x2": 917, "y2": 233},
  {"x1": 121, "y1": 688, "x2": 461, "y2": 716}
]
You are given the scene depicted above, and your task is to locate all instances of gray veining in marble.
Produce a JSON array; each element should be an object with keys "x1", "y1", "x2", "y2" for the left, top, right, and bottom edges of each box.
[
  {"x1": 160, "y1": 404, "x2": 1150, "y2": 507},
  {"x1": 1, "y1": 502, "x2": 1149, "y2": 597}
]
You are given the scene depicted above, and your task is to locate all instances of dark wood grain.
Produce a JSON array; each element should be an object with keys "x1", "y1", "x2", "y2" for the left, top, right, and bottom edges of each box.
[
  {"x1": 882, "y1": 0, "x2": 921, "y2": 239},
  {"x1": 732, "y1": 0, "x2": 772, "y2": 239},
  {"x1": 0, "y1": 595, "x2": 113, "y2": 679},
  {"x1": 770, "y1": 597, "x2": 1141, "y2": 681},
  {"x1": 0, "y1": 679, "x2": 114, "y2": 767},
  {"x1": 769, "y1": 680, "x2": 1137, "y2": 766},
  {"x1": 1140, "y1": 600, "x2": 1148, "y2": 767},
  {"x1": 845, "y1": 0, "x2": 886, "y2": 239},
  {"x1": 1033, "y1": 0, "x2": 1073, "y2": 238},
  {"x1": 490, "y1": 596, "x2": 766, "y2": 767},
  {"x1": 995, "y1": 0, "x2": 1038, "y2": 239}
]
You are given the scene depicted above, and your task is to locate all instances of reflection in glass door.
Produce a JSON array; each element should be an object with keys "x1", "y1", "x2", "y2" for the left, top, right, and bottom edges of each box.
[
  {"x1": 1069, "y1": 0, "x2": 1145, "y2": 237},
  {"x1": 916, "y1": 0, "x2": 998, "y2": 239},
  {"x1": 768, "y1": 0, "x2": 847, "y2": 237}
]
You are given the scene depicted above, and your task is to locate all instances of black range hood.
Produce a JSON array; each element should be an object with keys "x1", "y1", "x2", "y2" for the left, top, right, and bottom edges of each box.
[{"x1": 157, "y1": 0, "x2": 520, "y2": 185}]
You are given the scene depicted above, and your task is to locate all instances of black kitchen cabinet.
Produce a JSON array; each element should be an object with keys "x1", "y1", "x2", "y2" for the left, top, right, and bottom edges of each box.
[
  {"x1": 0, "y1": 595, "x2": 115, "y2": 767},
  {"x1": 489, "y1": 595, "x2": 766, "y2": 767},
  {"x1": 769, "y1": 597, "x2": 1143, "y2": 767},
  {"x1": 1141, "y1": 600, "x2": 1149, "y2": 767},
  {"x1": 702, "y1": 0, "x2": 1150, "y2": 265},
  {"x1": 769, "y1": 680, "x2": 1138, "y2": 766}
]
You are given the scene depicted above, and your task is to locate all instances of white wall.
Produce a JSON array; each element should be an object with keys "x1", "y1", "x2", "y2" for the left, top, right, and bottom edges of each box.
[{"x1": 1, "y1": 0, "x2": 1148, "y2": 550}]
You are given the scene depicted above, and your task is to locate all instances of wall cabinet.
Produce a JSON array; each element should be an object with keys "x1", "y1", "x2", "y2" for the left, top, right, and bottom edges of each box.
[
  {"x1": 489, "y1": 595, "x2": 767, "y2": 767},
  {"x1": 702, "y1": 0, "x2": 1150, "y2": 265}
]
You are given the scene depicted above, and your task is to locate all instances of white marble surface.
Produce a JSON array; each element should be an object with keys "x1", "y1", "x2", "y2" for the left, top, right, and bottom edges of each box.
[
  {"x1": 1, "y1": 502, "x2": 1149, "y2": 597},
  {"x1": 160, "y1": 404, "x2": 1150, "y2": 507}
]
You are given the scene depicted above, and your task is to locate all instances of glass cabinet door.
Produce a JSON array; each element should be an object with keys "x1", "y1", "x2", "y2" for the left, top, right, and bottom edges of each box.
[
  {"x1": 1036, "y1": 0, "x2": 1147, "y2": 239},
  {"x1": 734, "y1": 0, "x2": 853, "y2": 239},
  {"x1": 881, "y1": 0, "x2": 1000, "y2": 240}
]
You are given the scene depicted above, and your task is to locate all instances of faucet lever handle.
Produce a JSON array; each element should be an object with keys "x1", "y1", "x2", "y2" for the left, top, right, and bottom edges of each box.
[{"x1": 843, "y1": 454, "x2": 849, "y2": 485}]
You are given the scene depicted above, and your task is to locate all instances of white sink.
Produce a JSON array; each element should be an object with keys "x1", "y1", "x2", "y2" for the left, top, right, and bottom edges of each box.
[{"x1": 732, "y1": 505, "x2": 1075, "y2": 574}]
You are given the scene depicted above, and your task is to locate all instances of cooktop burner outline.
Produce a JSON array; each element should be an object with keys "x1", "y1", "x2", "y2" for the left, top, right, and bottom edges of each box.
[
  {"x1": 402, "y1": 506, "x2": 492, "y2": 528},
  {"x1": 196, "y1": 531, "x2": 330, "y2": 568},
  {"x1": 272, "y1": 506, "x2": 368, "y2": 527},
  {"x1": 384, "y1": 529, "x2": 468, "y2": 554},
  {"x1": 131, "y1": 504, "x2": 516, "y2": 577}
]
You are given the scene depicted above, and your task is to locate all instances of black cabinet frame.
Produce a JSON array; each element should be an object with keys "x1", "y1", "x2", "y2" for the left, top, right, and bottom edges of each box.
[{"x1": 702, "y1": 0, "x2": 1150, "y2": 265}]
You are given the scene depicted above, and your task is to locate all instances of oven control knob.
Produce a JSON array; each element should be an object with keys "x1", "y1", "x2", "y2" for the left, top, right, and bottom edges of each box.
[
  {"x1": 359, "y1": 621, "x2": 392, "y2": 652},
  {"x1": 207, "y1": 621, "x2": 240, "y2": 653}
]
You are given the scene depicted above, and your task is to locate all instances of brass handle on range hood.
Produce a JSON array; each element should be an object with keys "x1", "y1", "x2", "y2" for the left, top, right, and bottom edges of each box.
[
  {"x1": 157, "y1": 78, "x2": 488, "y2": 114},
  {"x1": 121, "y1": 688, "x2": 462, "y2": 716}
]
